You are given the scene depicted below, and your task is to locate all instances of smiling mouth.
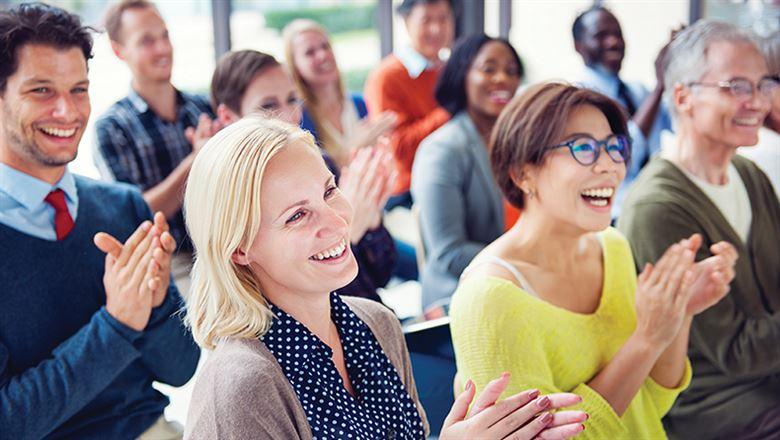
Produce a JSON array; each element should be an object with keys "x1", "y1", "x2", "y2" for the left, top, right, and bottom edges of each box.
[
  {"x1": 38, "y1": 126, "x2": 77, "y2": 138},
  {"x1": 489, "y1": 90, "x2": 513, "y2": 102},
  {"x1": 603, "y1": 50, "x2": 623, "y2": 61},
  {"x1": 580, "y1": 186, "x2": 615, "y2": 207},
  {"x1": 734, "y1": 117, "x2": 760, "y2": 127},
  {"x1": 309, "y1": 239, "x2": 347, "y2": 261}
]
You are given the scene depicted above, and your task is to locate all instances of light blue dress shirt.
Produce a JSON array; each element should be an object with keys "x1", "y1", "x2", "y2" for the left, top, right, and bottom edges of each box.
[
  {"x1": 395, "y1": 45, "x2": 439, "y2": 79},
  {"x1": 575, "y1": 66, "x2": 673, "y2": 218},
  {"x1": 0, "y1": 163, "x2": 79, "y2": 241}
]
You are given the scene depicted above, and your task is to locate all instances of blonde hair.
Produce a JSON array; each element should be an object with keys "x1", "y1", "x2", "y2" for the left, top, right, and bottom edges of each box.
[
  {"x1": 282, "y1": 19, "x2": 346, "y2": 160},
  {"x1": 183, "y1": 116, "x2": 318, "y2": 349}
]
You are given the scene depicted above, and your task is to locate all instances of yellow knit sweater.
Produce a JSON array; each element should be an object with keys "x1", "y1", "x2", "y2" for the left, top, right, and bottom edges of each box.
[{"x1": 450, "y1": 228, "x2": 691, "y2": 439}]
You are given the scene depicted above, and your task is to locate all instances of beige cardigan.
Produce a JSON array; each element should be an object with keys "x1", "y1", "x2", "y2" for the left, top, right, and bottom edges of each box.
[{"x1": 184, "y1": 297, "x2": 430, "y2": 439}]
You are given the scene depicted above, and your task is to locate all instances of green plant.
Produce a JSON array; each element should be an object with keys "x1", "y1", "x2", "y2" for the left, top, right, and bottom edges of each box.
[{"x1": 263, "y1": 4, "x2": 376, "y2": 34}]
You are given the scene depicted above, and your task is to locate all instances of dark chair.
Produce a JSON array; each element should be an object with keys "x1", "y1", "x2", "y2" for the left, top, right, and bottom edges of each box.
[{"x1": 404, "y1": 317, "x2": 457, "y2": 437}]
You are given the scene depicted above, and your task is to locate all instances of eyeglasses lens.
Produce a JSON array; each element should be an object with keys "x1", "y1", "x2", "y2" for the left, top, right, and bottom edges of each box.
[
  {"x1": 606, "y1": 135, "x2": 629, "y2": 163},
  {"x1": 571, "y1": 138, "x2": 597, "y2": 165},
  {"x1": 758, "y1": 77, "x2": 780, "y2": 96},
  {"x1": 731, "y1": 79, "x2": 753, "y2": 98}
]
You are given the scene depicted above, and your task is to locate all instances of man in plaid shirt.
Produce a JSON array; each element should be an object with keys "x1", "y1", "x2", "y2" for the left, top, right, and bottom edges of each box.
[{"x1": 94, "y1": 0, "x2": 217, "y2": 299}]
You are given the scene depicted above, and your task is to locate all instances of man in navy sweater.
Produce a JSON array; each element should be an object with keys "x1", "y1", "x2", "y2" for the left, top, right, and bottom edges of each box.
[{"x1": 0, "y1": 3, "x2": 199, "y2": 438}]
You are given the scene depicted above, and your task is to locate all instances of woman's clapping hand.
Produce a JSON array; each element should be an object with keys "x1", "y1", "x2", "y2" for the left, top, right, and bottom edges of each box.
[{"x1": 440, "y1": 373, "x2": 587, "y2": 440}]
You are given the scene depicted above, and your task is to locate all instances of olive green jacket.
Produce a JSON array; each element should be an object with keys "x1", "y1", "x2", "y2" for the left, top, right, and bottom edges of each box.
[{"x1": 618, "y1": 156, "x2": 780, "y2": 439}]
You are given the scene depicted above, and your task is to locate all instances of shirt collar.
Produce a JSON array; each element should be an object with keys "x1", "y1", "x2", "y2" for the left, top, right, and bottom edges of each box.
[
  {"x1": 127, "y1": 88, "x2": 150, "y2": 114},
  {"x1": 127, "y1": 86, "x2": 185, "y2": 115},
  {"x1": 580, "y1": 64, "x2": 621, "y2": 95},
  {"x1": 0, "y1": 163, "x2": 77, "y2": 211},
  {"x1": 395, "y1": 45, "x2": 437, "y2": 79}
]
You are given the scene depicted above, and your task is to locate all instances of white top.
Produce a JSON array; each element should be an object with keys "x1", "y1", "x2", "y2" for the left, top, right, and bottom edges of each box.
[
  {"x1": 738, "y1": 127, "x2": 780, "y2": 201},
  {"x1": 680, "y1": 162, "x2": 753, "y2": 243},
  {"x1": 461, "y1": 254, "x2": 540, "y2": 298},
  {"x1": 321, "y1": 95, "x2": 361, "y2": 155}
]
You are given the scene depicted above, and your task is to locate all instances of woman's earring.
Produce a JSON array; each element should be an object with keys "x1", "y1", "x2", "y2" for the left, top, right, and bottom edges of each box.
[{"x1": 527, "y1": 189, "x2": 535, "y2": 199}]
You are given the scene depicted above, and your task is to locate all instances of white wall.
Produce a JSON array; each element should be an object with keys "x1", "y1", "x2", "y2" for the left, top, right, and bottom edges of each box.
[{"x1": 509, "y1": 0, "x2": 689, "y2": 87}]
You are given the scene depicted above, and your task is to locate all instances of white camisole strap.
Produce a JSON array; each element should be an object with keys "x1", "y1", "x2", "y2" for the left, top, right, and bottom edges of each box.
[{"x1": 463, "y1": 255, "x2": 540, "y2": 298}]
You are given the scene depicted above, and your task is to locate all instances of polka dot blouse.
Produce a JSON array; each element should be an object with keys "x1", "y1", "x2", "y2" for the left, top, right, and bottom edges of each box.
[{"x1": 263, "y1": 293, "x2": 425, "y2": 440}]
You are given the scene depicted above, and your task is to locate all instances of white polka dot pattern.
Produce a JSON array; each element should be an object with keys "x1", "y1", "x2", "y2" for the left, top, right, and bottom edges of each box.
[{"x1": 263, "y1": 293, "x2": 425, "y2": 440}]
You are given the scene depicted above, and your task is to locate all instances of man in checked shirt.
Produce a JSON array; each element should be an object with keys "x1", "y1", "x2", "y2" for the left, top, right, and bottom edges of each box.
[{"x1": 93, "y1": 0, "x2": 219, "y2": 298}]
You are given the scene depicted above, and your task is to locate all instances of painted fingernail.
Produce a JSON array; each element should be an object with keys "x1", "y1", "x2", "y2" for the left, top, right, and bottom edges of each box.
[
  {"x1": 141, "y1": 221, "x2": 152, "y2": 231},
  {"x1": 465, "y1": 379, "x2": 474, "y2": 392},
  {"x1": 501, "y1": 371, "x2": 510, "y2": 380},
  {"x1": 537, "y1": 396, "x2": 550, "y2": 408},
  {"x1": 528, "y1": 389, "x2": 540, "y2": 399},
  {"x1": 540, "y1": 412, "x2": 553, "y2": 424}
]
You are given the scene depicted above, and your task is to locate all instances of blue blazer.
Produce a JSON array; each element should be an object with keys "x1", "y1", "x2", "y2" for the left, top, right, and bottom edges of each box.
[
  {"x1": 301, "y1": 93, "x2": 368, "y2": 144},
  {"x1": 411, "y1": 112, "x2": 505, "y2": 308}
]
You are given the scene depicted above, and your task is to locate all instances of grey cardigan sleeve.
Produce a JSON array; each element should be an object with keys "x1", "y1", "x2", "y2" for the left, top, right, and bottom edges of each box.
[
  {"x1": 184, "y1": 341, "x2": 311, "y2": 440},
  {"x1": 411, "y1": 136, "x2": 485, "y2": 277}
]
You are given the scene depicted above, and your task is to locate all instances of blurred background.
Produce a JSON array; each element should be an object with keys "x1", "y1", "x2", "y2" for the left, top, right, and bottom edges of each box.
[{"x1": 1, "y1": 0, "x2": 778, "y2": 180}]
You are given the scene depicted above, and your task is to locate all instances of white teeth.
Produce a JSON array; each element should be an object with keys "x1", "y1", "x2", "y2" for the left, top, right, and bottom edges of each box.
[
  {"x1": 589, "y1": 199, "x2": 608, "y2": 207},
  {"x1": 40, "y1": 127, "x2": 76, "y2": 138},
  {"x1": 734, "y1": 118, "x2": 758, "y2": 126},
  {"x1": 40, "y1": 127, "x2": 76, "y2": 137},
  {"x1": 491, "y1": 90, "x2": 512, "y2": 99},
  {"x1": 580, "y1": 187, "x2": 614, "y2": 198},
  {"x1": 310, "y1": 239, "x2": 347, "y2": 261}
]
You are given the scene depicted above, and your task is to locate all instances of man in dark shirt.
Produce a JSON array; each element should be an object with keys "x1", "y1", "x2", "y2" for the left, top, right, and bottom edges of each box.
[
  {"x1": 94, "y1": 0, "x2": 218, "y2": 298},
  {"x1": 572, "y1": 5, "x2": 674, "y2": 218}
]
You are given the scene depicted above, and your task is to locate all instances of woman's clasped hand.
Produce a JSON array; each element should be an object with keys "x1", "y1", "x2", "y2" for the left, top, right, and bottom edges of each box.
[{"x1": 440, "y1": 373, "x2": 587, "y2": 440}]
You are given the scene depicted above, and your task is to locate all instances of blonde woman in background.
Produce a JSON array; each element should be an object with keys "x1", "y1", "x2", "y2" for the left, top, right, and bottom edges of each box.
[
  {"x1": 182, "y1": 116, "x2": 589, "y2": 439},
  {"x1": 283, "y1": 19, "x2": 397, "y2": 168},
  {"x1": 285, "y1": 19, "x2": 420, "y2": 282}
]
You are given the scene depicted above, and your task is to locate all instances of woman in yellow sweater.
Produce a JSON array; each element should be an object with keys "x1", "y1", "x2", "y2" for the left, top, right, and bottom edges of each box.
[{"x1": 450, "y1": 83, "x2": 738, "y2": 438}]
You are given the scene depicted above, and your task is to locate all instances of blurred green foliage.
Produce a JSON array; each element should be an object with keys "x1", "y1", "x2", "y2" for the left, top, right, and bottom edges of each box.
[{"x1": 263, "y1": 3, "x2": 376, "y2": 33}]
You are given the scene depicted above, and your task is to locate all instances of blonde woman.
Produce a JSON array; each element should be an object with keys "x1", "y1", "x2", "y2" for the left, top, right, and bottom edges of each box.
[
  {"x1": 283, "y1": 19, "x2": 396, "y2": 168},
  {"x1": 182, "y1": 116, "x2": 588, "y2": 439}
]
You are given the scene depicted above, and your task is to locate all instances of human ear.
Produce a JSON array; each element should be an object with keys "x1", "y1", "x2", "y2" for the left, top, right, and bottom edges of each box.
[
  {"x1": 217, "y1": 103, "x2": 240, "y2": 126},
  {"x1": 509, "y1": 165, "x2": 535, "y2": 196},
  {"x1": 231, "y1": 248, "x2": 251, "y2": 266},
  {"x1": 574, "y1": 40, "x2": 584, "y2": 58},
  {"x1": 110, "y1": 39, "x2": 126, "y2": 60},
  {"x1": 674, "y1": 83, "x2": 692, "y2": 115}
]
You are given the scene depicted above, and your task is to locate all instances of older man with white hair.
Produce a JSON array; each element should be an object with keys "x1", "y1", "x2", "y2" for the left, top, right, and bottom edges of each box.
[{"x1": 618, "y1": 20, "x2": 780, "y2": 439}]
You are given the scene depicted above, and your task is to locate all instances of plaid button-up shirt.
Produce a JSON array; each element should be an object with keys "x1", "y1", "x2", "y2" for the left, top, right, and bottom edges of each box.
[{"x1": 93, "y1": 88, "x2": 213, "y2": 251}]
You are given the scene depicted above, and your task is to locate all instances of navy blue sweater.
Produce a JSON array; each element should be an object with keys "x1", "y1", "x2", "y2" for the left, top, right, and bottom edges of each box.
[{"x1": 0, "y1": 176, "x2": 200, "y2": 439}]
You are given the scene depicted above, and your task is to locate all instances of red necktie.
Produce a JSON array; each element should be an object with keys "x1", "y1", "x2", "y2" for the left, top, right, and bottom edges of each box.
[{"x1": 44, "y1": 189, "x2": 74, "y2": 240}]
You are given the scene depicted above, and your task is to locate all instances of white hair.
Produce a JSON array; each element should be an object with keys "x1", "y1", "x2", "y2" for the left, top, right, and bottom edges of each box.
[
  {"x1": 760, "y1": 30, "x2": 780, "y2": 74},
  {"x1": 664, "y1": 19, "x2": 760, "y2": 119},
  {"x1": 183, "y1": 115, "x2": 318, "y2": 349}
]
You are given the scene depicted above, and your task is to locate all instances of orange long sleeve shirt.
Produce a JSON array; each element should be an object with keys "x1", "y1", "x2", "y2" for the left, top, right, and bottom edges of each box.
[{"x1": 364, "y1": 54, "x2": 450, "y2": 195}]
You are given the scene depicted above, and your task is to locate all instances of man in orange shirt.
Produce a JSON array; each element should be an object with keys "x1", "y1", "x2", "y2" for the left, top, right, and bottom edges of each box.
[{"x1": 365, "y1": 0, "x2": 453, "y2": 209}]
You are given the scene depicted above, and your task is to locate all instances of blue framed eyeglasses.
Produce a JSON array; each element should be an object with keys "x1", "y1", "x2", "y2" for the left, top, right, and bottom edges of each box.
[{"x1": 546, "y1": 134, "x2": 631, "y2": 166}]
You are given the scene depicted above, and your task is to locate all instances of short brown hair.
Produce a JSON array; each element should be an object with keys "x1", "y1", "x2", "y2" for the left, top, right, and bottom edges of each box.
[
  {"x1": 210, "y1": 50, "x2": 281, "y2": 114},
  {"x1": 490, "y1": 82, "x2": 628, "y2": 210},
  {"x1": 103, "y1": 0, "x2": 155, "y2": 43}
]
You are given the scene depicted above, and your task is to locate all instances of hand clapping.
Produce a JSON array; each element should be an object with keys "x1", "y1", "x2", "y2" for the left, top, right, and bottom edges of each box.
[{"x1": 94, "y1": 212, "x2": 177, "y2": 331}]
